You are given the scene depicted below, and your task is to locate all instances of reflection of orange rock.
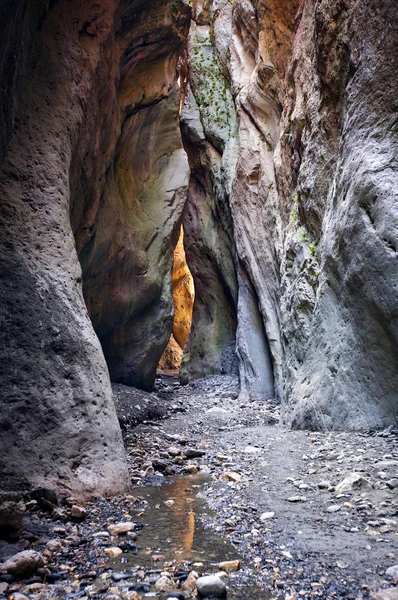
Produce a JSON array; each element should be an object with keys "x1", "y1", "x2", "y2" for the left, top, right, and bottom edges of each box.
[
  {"x1": 167, "y1": 478, "x2": 195, "y2": 555},
  {"x1": 172, "y1": 226, "x2": 195, "y2": 349}
]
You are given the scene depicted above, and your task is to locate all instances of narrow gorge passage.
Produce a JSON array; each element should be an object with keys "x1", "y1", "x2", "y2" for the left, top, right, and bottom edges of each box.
[{"x1": 0, "y1": 0, "x2": 397, "y2": 599}]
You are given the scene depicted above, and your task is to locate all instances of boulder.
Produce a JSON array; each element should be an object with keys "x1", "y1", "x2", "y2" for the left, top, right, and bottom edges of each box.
[
  {"x1": 0, "y1": 550, "x2": 44, "y2": 578},
  {"x1": 196, "y1": 575, "x2": 227, "y2": 598}
]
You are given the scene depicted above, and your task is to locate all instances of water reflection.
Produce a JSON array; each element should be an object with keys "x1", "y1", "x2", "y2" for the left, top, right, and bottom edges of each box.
[{"x1": 112, "y1": 475, "x2": 276, "y2": 599}]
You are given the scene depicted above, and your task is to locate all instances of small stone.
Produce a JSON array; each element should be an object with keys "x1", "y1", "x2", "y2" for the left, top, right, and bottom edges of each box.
[
  {"x1": 220, "y1": 472, "x2": 241, "y2": 483},
  {"x1": 154, "y1": 575, "x2": 176, "y2": 592},
  {"x1": 92, "y1": 531, "x2": 111, "y2": 538},
  {"x1": 218, "y1": 560, "x2": 240, "y2": 571},
  {"x1": 71, "y1": 505, "x2": 87, "y2": 520},
  {"x1": 318, "y1": 481, "x2": 330, "y2": 489},
  {"x1": 122, "y1": 593, "x2": 142, "y2": 600},
  {"x1": 385, "y1": 565, "x2": 398, "y2": 580},
  {"x1": 125, "y1": 496, "x2": 139, "y2": 503},
  {"x1": 0, "y1": 550, "x2": 44, "y2": 578},
  {"x1": 181, "y1": 571, "x2": 198, "y2": 593},
  {"x1": 46, "y1": 539, "x2": 63, "y2": 553},
  {"x1": 287, "y1": 496, "x2": 307, "y2": 503},
  {"x1": 53, "y1": 526, "x2": 67, "y2": 535},
  {"x1": 260, "y1": 512, "x2": 275, "y2": 521},
  {"x1": 186, "y1": 464, "x2": 199, "y2": 474},
  {"x1": 104, "y1": 547, "x2": 123, "y2": 557},
  {"x1": 326, "y1": 505, "x2": 341, "y2": 513},
  {"x1": 0, "y1": 497, "x2": 25, "y2": 539},
  {"x1": 387, "y1": 480, "x2": 398, "y2": 490},
  {"x1": 108, "y1": 522, "x2": 135, "y2": 536},
  {"x1": 184, "y1": 448, "x2": 206, "y2": 459},
  {"x1": 164, "y1": 499, "x2": 175, "y2": 507},
  {"x1": 196, "y1": 574, "x2": 227, "y2": 598},
  {"x1": 335, "y1": 473, "x2": 372, "y2": 494},
  {"x1": 167, "y1": 447, "x2": 181, "y2": 457},
  {"x1": 0, "y1": 582, "x2": 8, "y2": 594}
]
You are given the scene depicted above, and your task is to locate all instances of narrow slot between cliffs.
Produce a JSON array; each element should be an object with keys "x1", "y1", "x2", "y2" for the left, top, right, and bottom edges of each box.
[{"x1": 158, "y1": 225, "x2": 195, "y2": 374}]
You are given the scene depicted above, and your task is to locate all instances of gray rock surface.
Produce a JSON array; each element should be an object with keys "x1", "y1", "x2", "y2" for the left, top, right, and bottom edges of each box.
[
  {"x1": 196, "y1": 574, "x2": 227, "y2": 598},
  {"x1": 0, "y1": 550, "x2": 44, "y2": 578},
  {"x1": 0, "y1": 498, "x2": 25, "y2": 539},
  {"x1": 182, "y1": 0, "x2": 398, "y2": 427}
]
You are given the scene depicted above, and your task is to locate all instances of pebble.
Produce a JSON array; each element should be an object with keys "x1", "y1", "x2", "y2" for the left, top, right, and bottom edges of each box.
[
  {"x1": 104, "y1": 547, "x2": 123, "y2": 557},
  {"x1": 260, "y1": 511, "x2": 275, "y2": 521},
  {"x1": 336, "y1": 472, "x2": 372, "y2": 493},
  {"x1": 108, "y1": 522, "x2": 135, "y2": 536},
  {"x1": 154, "y1": 575, "x2": 176, "y2": 592},
  {"x1": 71, "y1": 505, "x2": 87, "y2": 520},
  {"x1": 385, "y1": 564, "x2": 398, "y2": 580},
  {"x1": 326, "y1": 505, "x2": 341, "y2": 513},
  {"x1": 186, "y1": 464, "x2": 199, "y2": 474},
  {"x1": 184, "y1": 448, "x2": 206, "y2": 458},
  {"x1": 218, "y1": 559, "x2": 240, "y2": 571},
  {"x1": 220, "y1": 472, "x2": 241, "y2": 483},
  {"x1": 287, "y1": 496, "x2": 307, "y2": 503},
  {"x1": 196, "y1": 574, "x2": 227, "y2": 598}
]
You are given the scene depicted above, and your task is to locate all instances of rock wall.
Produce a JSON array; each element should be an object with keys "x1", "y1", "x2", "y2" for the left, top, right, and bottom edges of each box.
[
  {"x1": 0, "y1": 0, "x2": 191, "y2": 495},
  {"x1": 72, "y1": 0, "x2": 191, "y2": 390},
  {"x1": 277, "y1": 0, "x2": 398, "y2": 429},
  {"x1": 179, "y1": 10, "x2": 239, "y2": 383},
  {"x1": 183, "y1": 0, "x2": 398, "y2": 428}
]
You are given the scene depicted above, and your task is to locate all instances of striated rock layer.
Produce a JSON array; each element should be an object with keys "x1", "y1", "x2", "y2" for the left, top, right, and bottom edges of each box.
[
  {"x1": 73, "y1": 0, "x2": 191, "y2": 390},
  {"x1": 0, "y1": 0, "x2": 190, "y2": 495},
  {"x1": 183, "y1": 0, "x2": 398, "y2": 428}
]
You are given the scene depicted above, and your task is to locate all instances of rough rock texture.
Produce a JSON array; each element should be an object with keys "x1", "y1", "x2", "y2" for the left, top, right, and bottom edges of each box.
[
  {"x1": 179, "y1": 12, "x2": 239, "y2": 384},
  {"x1": 158, "y1": 334, "x2": 183, "y2": 371},
  {"x1": 183, "y1": 0, "x2": 398, "y2": 428},
  {"x1": 0, "y1": 0, "x2": 190, "y2": 495},
  {"x1": 72, "y1": 2, "x2": 191, "y2": 391},
  {"x1": 0, "y1": 493, "x2": 25, "y2": 540},
  {"x1": 277, "y1": 0, "x2": 398, "y2": 429}
]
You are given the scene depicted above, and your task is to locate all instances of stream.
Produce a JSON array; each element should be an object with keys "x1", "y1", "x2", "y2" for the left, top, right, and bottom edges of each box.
[{"x1": 106, "y1": 475, "x2": 273, "y2": 599}]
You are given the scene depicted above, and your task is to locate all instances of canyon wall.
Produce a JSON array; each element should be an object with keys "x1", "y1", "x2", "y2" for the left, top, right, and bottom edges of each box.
[
  {"x1": 277, "y1": 0, "x2": 398, "y2": 429},
  {"x1": 183, "y1": 0, "x2": 398, "y2": 428},
  {"x1": 0, "y1": 0, "x2": 190, "y2": 495},
  {"x1": 0, "y1": 0, "x2": 397, "y2": 503}
]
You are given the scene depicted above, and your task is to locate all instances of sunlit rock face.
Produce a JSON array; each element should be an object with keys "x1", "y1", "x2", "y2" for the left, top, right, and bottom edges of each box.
[
  {"x1": 172, "y1": 227, "x2": 195, "y2": 351},
  {"x1": 184, "y1": 0, "x2": 398, "y2": 428},
  {"x1": 158, "y1": 227, "x2": 194, "y2": 370}
]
